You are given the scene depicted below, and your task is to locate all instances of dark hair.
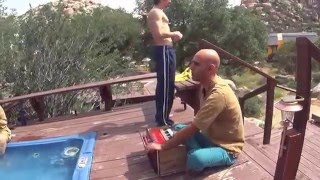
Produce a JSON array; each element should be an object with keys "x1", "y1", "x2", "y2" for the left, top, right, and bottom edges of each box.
[{"x1": 154, "y1": 0, "x2": 160, "y2": 5}]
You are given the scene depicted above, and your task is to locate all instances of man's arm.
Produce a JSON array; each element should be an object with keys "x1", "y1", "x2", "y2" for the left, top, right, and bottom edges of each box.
[
  {"x1": 147, "y1": 123, "x2": 199, "y2": 151},
  {"x1": 147, "y1": 10, "x2": 182, "y2": 40},
  {"x1": 0, "y1": 105, "x2": 7, "y2": 127},
  {"x1": 0, "y1": 105, "x2": 8, "y2": 155}
]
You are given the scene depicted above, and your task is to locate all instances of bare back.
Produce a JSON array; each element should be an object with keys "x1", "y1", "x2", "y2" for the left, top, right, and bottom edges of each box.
[{"x1": 147, "y1": 8, "x2": 173, "y2": 46}]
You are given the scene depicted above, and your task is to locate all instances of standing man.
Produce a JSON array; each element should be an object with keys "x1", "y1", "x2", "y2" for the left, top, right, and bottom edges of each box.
[
  {"x1": 0, "y1": 105, "x2": 11, "y2": 155},
  {"x1": 147, "y1": 0, "x2": 183, "y2": 126},
  {"x1": 147, "y1": 49, "x2": 244, "y2": 174}
]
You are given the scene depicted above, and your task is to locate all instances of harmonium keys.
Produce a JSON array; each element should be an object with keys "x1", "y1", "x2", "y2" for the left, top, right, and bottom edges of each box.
[
  {"x1": 160, "y1": 128, "x2": 174, "y2": 141},
  {"x1": 140, "y1": 126, "x2": 187, "y2": 176}
]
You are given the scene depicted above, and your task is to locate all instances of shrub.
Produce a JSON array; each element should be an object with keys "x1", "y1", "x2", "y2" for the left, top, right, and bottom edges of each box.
[
  {"x1": 0, "y1": 5, "x2": 142, "y2": 117},
  {"x1": 272, "y1": 42, "x2": 297, "y2": 74},
  {"x1": 244, "y1": 96, "x2": 263, "y2": 118}
]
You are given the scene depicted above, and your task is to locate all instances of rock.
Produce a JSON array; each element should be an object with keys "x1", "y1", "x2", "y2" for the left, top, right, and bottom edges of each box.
[
  {"x1": 272, "y1": 14, "x2": 280, "y2": 20},
  {"x1": 63, "y1": 7, "x2": 74, "y2": 16},
  {"x1": 297, "y1": 3, "x2": 304, "y2": 10},
  {"x1": 311, "y1": 10, "x2": 319, "y2": 21},
  {"x1": 311, "y1": 83, "x2": 320, "y2": 99},
  {"x1": 225, "y1": 79, "x2": 237, "y2": 91},
  {"x1": 275, "y1": 74, "x2": 295, "y2": 84},
  {"x1": 269, "y1": 8, "x2": 276, "y2": 13},
  {"x1": 245, "y1": 117, "x2": 265, "y2": 128},
  {"x1": 31, "y1": 0, "x2": 102, "y2": 16},
  {"x1": 255, "y1": 6, "x2": 264, "y2": 13},
  {"x1": 247, "y1": 3, "x2": 257, "y2": 8},
  {"x1": 242, "y1": 0, "x2": 320, "y2": 33},
  {"x1": 236, "y1": 86, "x2": 250, "y2": 98},
  {"x1": 261, "y1": 3, "x2": 272, "y2": 10}
]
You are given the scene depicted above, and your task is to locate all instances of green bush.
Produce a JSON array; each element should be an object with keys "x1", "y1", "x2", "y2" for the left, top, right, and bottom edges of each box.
[
  {"x1": 274, "y1": 88, "x2": 285, "y2": 100},
  {"x1": 272, "y1": 42, "x2": 297, "y2": 74},
  {"x1": 0, "y1": 4, "x2": 142, "y2": 117},
  {"x1": 286, "y1": 79, "x2": 297, "y2": 89},
  {"x1": 136, "y1": 0, "x2": 267, "y2": 72},
  {"x1": 244, "y1": 96, "x2": 263, "y2": 118},
  {"x1": 231, "y1": 69, "x2": 262, "y2": 89}
]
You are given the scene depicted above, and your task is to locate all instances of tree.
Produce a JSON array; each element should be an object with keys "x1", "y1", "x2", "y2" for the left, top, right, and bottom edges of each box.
[
  {"x1": 272, "y1": 41, "x2": 320, "y2": 87},
  {"x1": 135, "y1": 0, "x2": 267, "y2": 73},
  {"x1": 0, "y1": 4, "x2": 143, "y2": 117}
]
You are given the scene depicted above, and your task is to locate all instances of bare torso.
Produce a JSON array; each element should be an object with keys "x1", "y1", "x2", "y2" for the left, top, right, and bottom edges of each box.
[{"x1": 147, "y1": 8, "x2": 173, "y2": 46}]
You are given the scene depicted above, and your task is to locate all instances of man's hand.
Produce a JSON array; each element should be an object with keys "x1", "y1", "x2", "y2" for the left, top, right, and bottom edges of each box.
[
  {"x1": 172, "y1": 31, "x2": 183, "y2": 42},
  {"x1": 0, "y1": 136, "x2": 7, "y2": 155},
  {"x1": 146, "y1": 142, "x2": 163, "y2": 151}
]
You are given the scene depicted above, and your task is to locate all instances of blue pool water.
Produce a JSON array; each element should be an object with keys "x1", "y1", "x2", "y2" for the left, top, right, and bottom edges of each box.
[{"x1": 0, "y1": 132, "x2": 96, "y2": 180}]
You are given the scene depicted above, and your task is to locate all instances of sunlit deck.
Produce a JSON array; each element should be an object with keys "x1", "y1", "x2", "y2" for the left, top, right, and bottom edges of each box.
[{"x1": 8, "y1": 97, "x2": 320, "y2": 180}]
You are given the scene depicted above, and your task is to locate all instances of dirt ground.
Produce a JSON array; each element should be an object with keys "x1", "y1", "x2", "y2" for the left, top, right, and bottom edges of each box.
[{"x1": 247, "y1": 98, "x2": 320, "y2": 129}]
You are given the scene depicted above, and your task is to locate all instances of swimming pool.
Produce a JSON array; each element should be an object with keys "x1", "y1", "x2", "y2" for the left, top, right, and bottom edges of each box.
[{"x1": 0, "y1": 132, "x2": 96, "y2": 180}]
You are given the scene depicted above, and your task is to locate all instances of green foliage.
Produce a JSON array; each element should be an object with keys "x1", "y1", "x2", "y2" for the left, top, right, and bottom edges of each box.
[
  {"x1": 286, "y1": 79, "x2": 297, "y2": 89},
  {"x1": 272, "y1": 41, "x2": 320, "y2": 88},
  {"x1": 244, "y1": 96, "x2": 263, "y2": 118},
  {"x1": 0, "y1": 4, "x2": 142, "y2": 117},
  {"x1": 136, "y1": 0, "x2": 267, "y2": 73},
  {"x1": 221, "y1": 7, "x2": 267, "y2": 61},
  {"x1": 313, "y1": 72, "x2": 320, "y2": 83},
  {"x1": 274, "y1": 88, "x2": 286, "y2": 100},
  {"x1": 272, "y1": 42, "x2": 297, "y2": 74},
  {"x1": 231, "y1": 69, "x2": 263, "y2": 89}
]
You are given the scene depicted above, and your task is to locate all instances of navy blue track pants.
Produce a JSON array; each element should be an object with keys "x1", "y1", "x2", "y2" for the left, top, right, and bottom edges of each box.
[{"x1": 152, "y1": 45, "x2": 176, "y2": 125}]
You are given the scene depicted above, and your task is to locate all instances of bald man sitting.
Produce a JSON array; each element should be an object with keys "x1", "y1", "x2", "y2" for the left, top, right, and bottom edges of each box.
[
  {"x1": 0, "y1": 105, "x2": 11, "y2": 155},
  {"x1": 147, "y1": 49, "x2": 244, "y2": 174}
]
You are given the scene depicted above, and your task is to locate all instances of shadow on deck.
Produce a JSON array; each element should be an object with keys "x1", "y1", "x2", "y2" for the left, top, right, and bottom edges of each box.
[{"x1": 9, "y1": 99, "x2": 320, "y2": 179}]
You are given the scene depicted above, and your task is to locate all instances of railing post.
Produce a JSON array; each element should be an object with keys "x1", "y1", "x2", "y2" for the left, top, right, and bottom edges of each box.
[
  {"x1": 263, "y1": 78, "x2": 276, "y2": 144},
  {"x1": 274, "y1": 37, "x2": 312, "y2": 180},
  {"x1": 174, "y1": 81, "x2": 201, "y2": 115},
  {"x1": 29, "y1": 96, "x2": 45, "y2": 122},
  {"x1": 99, "y1": 85, "x2": 112, "y2": 111}
]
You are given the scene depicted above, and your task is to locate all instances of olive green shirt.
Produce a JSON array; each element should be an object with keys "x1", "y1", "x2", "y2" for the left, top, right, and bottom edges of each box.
[
  {"x1": 193, "y1": 76, "x2": 244, "y2": 153},
  {"x1": 0, "y1": 105, "x2": 11, "y2": 140}
]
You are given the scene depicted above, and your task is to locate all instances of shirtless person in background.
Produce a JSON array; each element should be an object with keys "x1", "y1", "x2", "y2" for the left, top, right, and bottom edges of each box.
[{"x1": 147, "y1": 0, "x2": 183, "y2": 127}]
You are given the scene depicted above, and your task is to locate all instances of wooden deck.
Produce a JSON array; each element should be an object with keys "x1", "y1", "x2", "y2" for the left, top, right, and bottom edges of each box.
[{"x1": 9, "y1": 98, "x2": 320, "y2": 179}]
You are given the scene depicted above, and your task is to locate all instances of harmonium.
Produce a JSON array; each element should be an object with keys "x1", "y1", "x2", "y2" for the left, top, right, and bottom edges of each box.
[{"x1": 140, "y1": 126, "x2": 187, "y2": 176}]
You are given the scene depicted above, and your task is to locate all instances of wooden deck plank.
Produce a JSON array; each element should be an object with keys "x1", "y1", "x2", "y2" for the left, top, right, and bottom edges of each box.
[
  {"x1": 244, "y1": 124, "x2": 320, "y2": 180},
  {"x1": 9, "y1": 98, "x2": 320, "y2": 179},
  {"x1": 243, "y1": 119, "x2": 264, "y2": 137},
  {"x1": 10, "y1": 99, "x2": 197, "y2": 180},
  {"x1": 243, "y1": 140, "x2": 276, "y2": 176},
  {"x1": 247, "y1": 137, "x2": 313, "y2": 179},
  {"x1": 12, "y1": 102, "x2": 156, "y2": 132}
]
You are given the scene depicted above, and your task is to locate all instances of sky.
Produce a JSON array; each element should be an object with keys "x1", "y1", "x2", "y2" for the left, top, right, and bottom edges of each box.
[
  {"x1": 3, "y1": 0, "x2": 137, "y2": 14},
  {"x1": 3, "y1": 0, "x2": 241, "y2": 15}
]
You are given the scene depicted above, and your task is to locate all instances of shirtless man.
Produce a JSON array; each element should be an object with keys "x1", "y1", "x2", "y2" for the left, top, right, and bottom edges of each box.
[{"x1": 147, "y1": 0, "x2": 183, "y2": 126}]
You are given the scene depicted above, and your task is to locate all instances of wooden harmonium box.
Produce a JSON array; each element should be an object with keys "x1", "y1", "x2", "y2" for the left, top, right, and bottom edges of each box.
[{"x1": 141, "y1": 126, "x2": 187, "y2": 176}]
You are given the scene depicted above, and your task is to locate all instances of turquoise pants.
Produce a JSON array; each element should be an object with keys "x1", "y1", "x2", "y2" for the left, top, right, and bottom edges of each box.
[{"x1": 173, "y1": 124, "x2": 236, "y2": 171}]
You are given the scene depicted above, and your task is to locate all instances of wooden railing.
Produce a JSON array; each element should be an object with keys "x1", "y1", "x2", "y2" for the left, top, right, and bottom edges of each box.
[
  {"x1": 0, "y1": 73, "x2": 157, "y2": 122},
  {"x1": 276, "y1": 84, "x2": 296, "y2": 93},
  {"x1": 198, "y1": 39, "x2": 278, "y2": 144},
  {"x1": 274, "y1": 37, "x2": 320, "y2": 179}
]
